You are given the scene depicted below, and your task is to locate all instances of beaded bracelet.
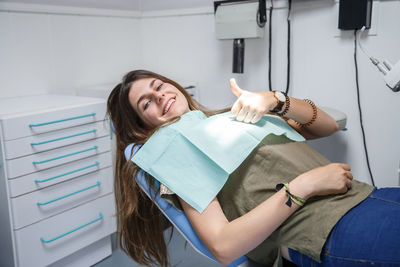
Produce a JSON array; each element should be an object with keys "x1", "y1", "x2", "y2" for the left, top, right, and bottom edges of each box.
[
  {"x1": 276, "y1": 183, "x2": 306, "y2": 207},
  {"x1": 276, "y1": 95, "x2": 290, "y2": 116},
  {"x1": 296, "y1": 99, "x2": 317, "y2": 128}
]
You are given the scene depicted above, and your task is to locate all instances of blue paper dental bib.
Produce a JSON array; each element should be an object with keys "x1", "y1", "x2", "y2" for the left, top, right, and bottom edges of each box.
[{"x1": 132, "y1": 111, "x2": 305, "y2": 213}]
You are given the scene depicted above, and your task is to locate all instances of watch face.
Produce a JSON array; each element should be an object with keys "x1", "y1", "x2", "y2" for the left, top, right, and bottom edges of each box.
[{"x1": 275, "y1": 91, "x2": 286, "y2": 102}]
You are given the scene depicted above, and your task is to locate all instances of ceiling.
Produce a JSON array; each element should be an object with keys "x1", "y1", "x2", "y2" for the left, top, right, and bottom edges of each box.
[{"x1": 1, "y1": 0, "x2": 214, "y2": 11}]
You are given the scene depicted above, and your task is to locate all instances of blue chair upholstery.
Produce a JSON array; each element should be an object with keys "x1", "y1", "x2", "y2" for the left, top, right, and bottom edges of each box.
[{"x1": 124, "y1": 144, "x2": 249, "y2": 267}]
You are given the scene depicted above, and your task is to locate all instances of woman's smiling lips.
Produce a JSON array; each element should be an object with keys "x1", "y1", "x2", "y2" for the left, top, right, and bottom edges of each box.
[{"x1": 163, "y1": 97, "x2": 176, "y2": 115}]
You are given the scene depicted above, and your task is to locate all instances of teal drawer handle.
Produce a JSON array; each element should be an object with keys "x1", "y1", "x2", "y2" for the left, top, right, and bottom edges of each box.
[
  {"x1": 40, "y1": 212, "x2": 103, "y2": 243},
  {"x1": 29, "y1": 113, "x2": 96, "y2": 127},
  {"x1": 35, "y1": 161, "x2": 100, "y2": 183},
  {"x1": 31, "y1": 129, "x2": 97, "y2": 146},
  {"x1": 37, "y1": 181, "x2": 101, "y2": 206},
  {"x1": 32, "y1": 146, "x2": 98, "y2": 164}
]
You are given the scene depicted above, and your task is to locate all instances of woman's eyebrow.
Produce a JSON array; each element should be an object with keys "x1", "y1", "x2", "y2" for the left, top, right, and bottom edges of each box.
[
  {"x1": 149, "y1": 78, "x2": 157, "y2": 89},
  {"x1": 136, "y1": 79, "x2": 157, "y2": 109},
  {"x1": 137, "y1": 95, "x2": 146, "y2": 109}
]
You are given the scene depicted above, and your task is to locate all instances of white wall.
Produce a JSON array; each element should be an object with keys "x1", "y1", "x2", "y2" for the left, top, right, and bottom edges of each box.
[
  {"x1": 1, "y1": 0, "x2": 399, "y2": 187},
  {"x1": 140, "y1": 0, "x2": 400, "y2": 187},
  {"x1": 0, "y1": 4, "x2": 142, "y2": 97}
]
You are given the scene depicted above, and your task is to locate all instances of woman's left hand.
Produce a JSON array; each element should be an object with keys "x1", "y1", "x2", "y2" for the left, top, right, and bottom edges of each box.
[{"x1": 230, "y1": 79, "x2": 277, "y2": 123}]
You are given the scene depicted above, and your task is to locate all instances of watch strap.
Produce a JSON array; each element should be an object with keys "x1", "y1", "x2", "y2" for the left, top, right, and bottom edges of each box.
[
  {"x1": 270, "y1": 91, "x2": 286, "y2": 113},
  {"x1": 276, "y1": 95, "x2": 290, "y2": 116}
]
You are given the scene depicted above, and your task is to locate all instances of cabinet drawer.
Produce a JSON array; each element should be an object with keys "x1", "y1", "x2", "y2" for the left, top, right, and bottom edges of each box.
[
  {"x1": 11, "y1": 167, "x2": 113, "y2": 230},
  {"x1": 8, "y1": 152, "x2": 112, "y2": 197},
  {"x1": 1, "y1": 102, "x2": 106, "y2": 141},
  {"x1": 6, "y1": 136, "x2": 110, "y2": 179},
  {"x1": 14, "y1": 193, "x2": 116, "y2": 267},
  {"x1": 4, "y1": 120, "x2": 110, "y2": 160}
]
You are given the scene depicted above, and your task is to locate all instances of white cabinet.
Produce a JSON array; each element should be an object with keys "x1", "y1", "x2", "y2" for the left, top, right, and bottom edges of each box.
[{"x1": 0, "y1": 95, "x2": 116, "y2": 267}]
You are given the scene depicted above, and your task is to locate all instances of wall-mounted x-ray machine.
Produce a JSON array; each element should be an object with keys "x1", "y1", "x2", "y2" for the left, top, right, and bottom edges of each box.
[{"x1": 214, "y1": 0, "x2": 266, "y2": 73}]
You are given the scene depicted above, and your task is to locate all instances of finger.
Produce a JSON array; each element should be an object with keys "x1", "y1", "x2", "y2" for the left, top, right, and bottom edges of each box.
[
  {"x1": 340, "y1": 163, "x2": 351, "y2": 171},
  {"x1": 230, "y1": 78, "x2": 243, "y2": 98},
  {"x1": 231, "y1": 100, "x2": 242, "y2": 116},
  {"x1": 236, "y1": 107, "x2": 247, "y2": 122},
  {"x1": 251, "y1": 113, "x2": 263, "y2": 124},
  {"x1": 346, "y1": 171, "x2": 353, "y2": 180},
  {"x1": 346, "y1": 179, "x2": 352, "y2": 189},
  {"x1": 243, "y1": 110, "x2": 255, "y2": 123}
]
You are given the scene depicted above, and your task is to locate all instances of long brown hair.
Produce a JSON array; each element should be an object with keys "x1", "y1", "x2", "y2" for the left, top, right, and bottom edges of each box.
[{"x1": 107, "y1": 70, "x2": 225, "y2": 267}]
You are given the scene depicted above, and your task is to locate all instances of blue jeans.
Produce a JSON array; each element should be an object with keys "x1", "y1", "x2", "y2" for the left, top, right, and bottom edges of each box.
[{"x1": 288, "y1": 187, "x2": 400, "y2": 266}]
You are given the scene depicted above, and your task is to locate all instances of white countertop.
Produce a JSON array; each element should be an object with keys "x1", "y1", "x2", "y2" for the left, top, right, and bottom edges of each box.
[{"x1": 0, "y1": 94, "x2": 106, "y2": 119}]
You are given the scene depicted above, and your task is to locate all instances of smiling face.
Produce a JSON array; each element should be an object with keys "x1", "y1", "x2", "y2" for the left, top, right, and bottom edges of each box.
[{"x1": 128, "y1": 77, "x2": 190, "y2": 130}]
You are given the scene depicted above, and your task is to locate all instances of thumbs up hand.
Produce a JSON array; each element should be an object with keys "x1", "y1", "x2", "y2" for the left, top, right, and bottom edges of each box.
[{"x1": 230, "y1": 78, "x2": 276, "y2": 123}]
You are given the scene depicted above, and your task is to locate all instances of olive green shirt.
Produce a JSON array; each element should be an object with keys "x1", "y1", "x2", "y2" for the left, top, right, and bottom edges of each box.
[{"x1": 161, "y1": 134, "x2": 374, "y2": 266}]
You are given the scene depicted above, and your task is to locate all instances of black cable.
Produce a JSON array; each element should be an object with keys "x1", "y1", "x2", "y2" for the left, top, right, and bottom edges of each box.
[
  {"x1": 285, "y1": 0, "x2": 292, "y2": 95},
  {"x1": 268, "y1": 0, "x2": 292, "y2": 95},
  {"x1": 268, "y1": 0, "x2": 273, "y2": 91},
  {"x1": 354, "y1": 30, "x2": 375, "y2": 187}
]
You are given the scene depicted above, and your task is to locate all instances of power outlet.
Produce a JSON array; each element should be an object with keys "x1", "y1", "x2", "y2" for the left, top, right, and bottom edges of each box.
[{"x1": 334, "y1": 1, "x2": 379, "y2": 37}]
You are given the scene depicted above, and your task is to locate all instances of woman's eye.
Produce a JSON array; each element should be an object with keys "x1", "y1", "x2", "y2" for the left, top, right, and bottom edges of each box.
[
  {"x1": 144, "y1": 101, "x2": 151, "y2": 110},
  {"x1": 156, "y1": 84, "x2": 162, "y2": 91}
]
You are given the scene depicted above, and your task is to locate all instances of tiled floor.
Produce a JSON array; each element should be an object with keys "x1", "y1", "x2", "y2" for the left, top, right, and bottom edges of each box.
[{"x1": 94, "y1": 228, "x2": 223, "y2": 267}]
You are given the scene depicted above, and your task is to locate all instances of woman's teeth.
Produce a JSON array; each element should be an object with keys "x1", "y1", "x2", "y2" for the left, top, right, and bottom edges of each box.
[{"x1": 164, "y1": 98, "x2": 176, "y2": 114}]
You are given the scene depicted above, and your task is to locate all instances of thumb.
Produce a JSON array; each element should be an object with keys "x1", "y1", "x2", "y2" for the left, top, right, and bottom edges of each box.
[{"x1": 230, "y1": 78, "x2": 243, "y2": 97}]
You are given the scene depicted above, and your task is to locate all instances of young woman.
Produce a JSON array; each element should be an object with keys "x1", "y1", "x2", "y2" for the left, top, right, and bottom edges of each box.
[{"x1": 107, "y1": 69, "x2": 400, "y2": 267}]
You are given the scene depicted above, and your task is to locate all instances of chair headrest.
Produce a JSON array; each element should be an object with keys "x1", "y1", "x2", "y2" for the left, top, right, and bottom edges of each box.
[
  {"x1": 124, "y1": 144, "x2": 141, "y2": 161},
  {"x1": 125, "y1": 143, "x2": 160, "y2": 189}
]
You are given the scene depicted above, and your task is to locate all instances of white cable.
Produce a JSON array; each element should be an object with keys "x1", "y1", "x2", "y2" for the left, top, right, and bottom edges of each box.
[
  {"x1": 357, "y1": 26, "x2": 388, "y2": 74},
  {"x1": 356, "y1": 26, "x2": 371, "y2": 58}
]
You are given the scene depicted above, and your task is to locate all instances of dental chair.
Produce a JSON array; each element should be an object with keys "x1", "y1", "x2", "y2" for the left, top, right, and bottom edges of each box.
[
  {"x1": 124, "y1": 144, "x2": 252, "y2": 267},
  {"x1": 122, "y1": 107, "x2": 345, "y2": 267}
]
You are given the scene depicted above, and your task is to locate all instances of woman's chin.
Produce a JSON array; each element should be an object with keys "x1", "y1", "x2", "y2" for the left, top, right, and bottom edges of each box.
[{"x1": 168, "y1": 109, "x2": 187, "y2": 118}]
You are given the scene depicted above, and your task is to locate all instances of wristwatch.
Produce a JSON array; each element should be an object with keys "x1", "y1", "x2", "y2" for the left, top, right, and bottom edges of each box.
[{"x1": 270, "y1": 91, "x2": 286, "y2": 113}]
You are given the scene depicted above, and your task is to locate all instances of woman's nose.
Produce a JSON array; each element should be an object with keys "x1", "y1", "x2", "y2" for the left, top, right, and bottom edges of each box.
[{"x1": 155, "y1": 91, "x2": 165, "y2": 103}]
